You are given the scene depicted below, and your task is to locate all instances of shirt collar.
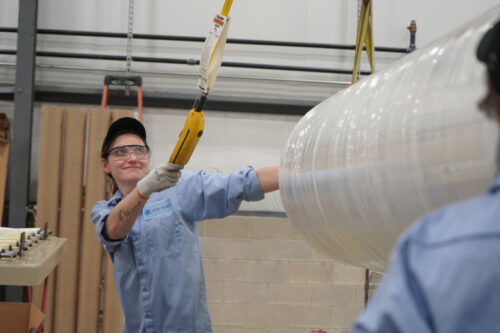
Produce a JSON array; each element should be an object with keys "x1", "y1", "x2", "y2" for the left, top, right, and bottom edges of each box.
[{"x1": 107, "y1": 190, "x2": 124, "y2": 207}]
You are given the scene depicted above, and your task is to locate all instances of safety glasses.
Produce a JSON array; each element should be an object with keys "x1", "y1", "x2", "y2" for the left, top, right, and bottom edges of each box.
[{"x1": 106, "y1": 144, "x2": 150, "y2": 161}]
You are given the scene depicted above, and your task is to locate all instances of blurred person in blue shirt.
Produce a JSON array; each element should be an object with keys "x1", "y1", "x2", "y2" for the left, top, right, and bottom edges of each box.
[
  {"x1": 352, "y1": 20, "x2": 500, "y2": 333},
  {"x1": 92, "y1": 117, "x2": 279, "y2": 333}
]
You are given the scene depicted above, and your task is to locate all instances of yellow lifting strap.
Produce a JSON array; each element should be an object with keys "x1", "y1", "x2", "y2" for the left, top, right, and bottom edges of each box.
[
  {"x1": 351, "y1": 0, "x2": 375, "y2": 84},
  {"x1": 221, "y1": 0, "x2": 233, "y2": 16}
]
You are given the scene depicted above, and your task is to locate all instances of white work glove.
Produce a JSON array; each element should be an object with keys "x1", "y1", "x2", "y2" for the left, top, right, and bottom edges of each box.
[{"x1": 136, "y1": 163, "x2": 183, "y2": 198}]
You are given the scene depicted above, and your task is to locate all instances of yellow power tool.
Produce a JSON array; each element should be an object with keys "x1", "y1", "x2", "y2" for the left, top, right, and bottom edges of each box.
[{"x1": 169, "y1": 0, "x2": 234, "y2": 165}]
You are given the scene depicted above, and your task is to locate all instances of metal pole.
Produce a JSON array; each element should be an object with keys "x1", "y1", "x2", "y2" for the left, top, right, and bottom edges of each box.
[
  {"x1": 9, "y1": 0, "x2": 37, "y2": 236},
  {"x1": 5, "y1": 0, "x2": 38, "y2": 302}
]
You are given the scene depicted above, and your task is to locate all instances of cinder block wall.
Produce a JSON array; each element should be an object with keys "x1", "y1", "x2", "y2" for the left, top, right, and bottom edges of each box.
[{"x1": 198, "y1": 215, "x2": 366, "y2": 333}]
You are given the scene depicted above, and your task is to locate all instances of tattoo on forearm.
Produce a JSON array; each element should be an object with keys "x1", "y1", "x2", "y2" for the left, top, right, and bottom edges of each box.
[{"x1": 118, "y1": 200, "x2": 142, "y2": 221}]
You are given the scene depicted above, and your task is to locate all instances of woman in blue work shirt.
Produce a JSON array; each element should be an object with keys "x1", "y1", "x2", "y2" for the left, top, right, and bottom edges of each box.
[{"x1": 91, "y1": 117, "x2": 279, "y2": 333}]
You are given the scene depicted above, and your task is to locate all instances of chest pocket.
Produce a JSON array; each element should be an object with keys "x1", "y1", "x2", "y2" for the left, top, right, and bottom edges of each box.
[{"x1": 142, "y1": 198, "x2": 184, "y2": 258}]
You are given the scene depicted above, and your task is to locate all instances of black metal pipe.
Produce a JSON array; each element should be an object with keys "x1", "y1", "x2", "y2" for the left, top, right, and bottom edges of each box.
[
  {"x1": 0, "y1": 88, "x2": 317, "y2": 115},
  {"x1": 0, "y1": 49, "x2": 372, "y2": 76},
  {"x1": 222, "y1": 61, "x2": 371, "y2": 75},
  {"x1": 0, "y1": 50, "x2": 16, "y2": 55},
  {"x1": 0, "y1": 27, "x2": 410, "y2": 54},
  {"x1": 227, "y1": 39, "x2": 409, "y2": 53}
]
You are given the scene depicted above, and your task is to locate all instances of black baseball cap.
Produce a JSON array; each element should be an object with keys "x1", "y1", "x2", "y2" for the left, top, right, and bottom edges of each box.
[
  {"x1": 101, "y1": 117, "x2": 147, "y2": 156},
  {"x1": 477, "y1": 20, "x2": 500, "y2": 94}
]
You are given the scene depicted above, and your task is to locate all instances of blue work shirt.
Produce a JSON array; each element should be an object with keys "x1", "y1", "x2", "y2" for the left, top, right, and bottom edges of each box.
[
  {"x1": 353, "y1": 174, "x2": 500, "y2": 333},
  {"x1": 91, "y1": 166, "x2": 264, "y2": 333}
]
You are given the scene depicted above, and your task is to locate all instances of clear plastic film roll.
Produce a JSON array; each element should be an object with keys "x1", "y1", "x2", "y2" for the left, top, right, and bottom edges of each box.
[{"x1": 280, "y1": 7, "x2": 500, "y2": 272}]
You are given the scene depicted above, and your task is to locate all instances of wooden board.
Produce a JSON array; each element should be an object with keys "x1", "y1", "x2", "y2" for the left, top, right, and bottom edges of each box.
[
  {"x1": 34, "y1": 105, "x2": 64, "y2": 333},
  {"x1": 102, "y1": 109, "x2": 135, "y2": 333},
  {"x1": 53, "y1": 108, "x2": 87, "y2": 333},
  {"x1": 111, "y1": 109, "x2": 135, "y2": 122},
  {"x1": 35, "y1": 106, "x2": 64, "y2": 233},
  {"x1": 76, "y1": 109, "x2": 111, "y2": 333}
]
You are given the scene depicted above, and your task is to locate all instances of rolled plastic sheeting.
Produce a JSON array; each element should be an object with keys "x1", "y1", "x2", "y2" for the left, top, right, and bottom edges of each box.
[{"x1": 280, "y1": 7, "x2": 500, "y2": 272}]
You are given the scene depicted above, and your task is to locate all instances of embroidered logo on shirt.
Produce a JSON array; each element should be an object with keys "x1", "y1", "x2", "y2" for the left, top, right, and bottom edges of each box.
[{"x1": 143, "y1": 198, "x2": 173, "y2": 220}]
